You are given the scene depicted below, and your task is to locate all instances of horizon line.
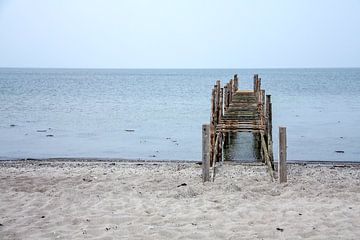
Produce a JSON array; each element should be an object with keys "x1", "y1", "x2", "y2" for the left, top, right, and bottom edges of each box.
[{"x1": 1, "y1": 66, "x2": 360, "y2": 70}]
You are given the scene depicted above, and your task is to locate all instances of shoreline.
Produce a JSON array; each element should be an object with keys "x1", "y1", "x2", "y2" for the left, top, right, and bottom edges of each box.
[
  {"x1": 1, "y1": 157, "x2": 360, "y2": 165},
  {"x1": 1, "y1": 160, "x2": 360, "y2": 239}
]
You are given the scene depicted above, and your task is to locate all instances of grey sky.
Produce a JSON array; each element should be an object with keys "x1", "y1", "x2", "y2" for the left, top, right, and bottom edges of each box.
[{"x1": 0, "y1": 0, "x2": 359, "y2": 68}]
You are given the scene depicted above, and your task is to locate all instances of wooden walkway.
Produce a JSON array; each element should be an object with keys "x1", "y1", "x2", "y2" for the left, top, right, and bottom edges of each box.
[{"x1": 203, "y1": 74, "x2": 275, "y2": 181}]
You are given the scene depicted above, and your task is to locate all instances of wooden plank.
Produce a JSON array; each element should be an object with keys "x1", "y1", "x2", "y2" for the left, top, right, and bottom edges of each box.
[
  {"x1": 279, "y1": 127, "x2": 287, "y2": 183},
  {"x1": 202, "y1": 124, "x2": 210, "y2": 182},
  {"x1": 260, "y1": 131, "x2": 274, "y2": 181}
]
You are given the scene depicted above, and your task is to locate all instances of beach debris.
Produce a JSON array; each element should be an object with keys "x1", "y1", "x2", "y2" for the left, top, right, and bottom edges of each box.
[
  {"x1": 276, "y1": 227, "x2": 284, "y2": 232},
  {"x1": 37, "y1": 129, "x2": 47, "y2": 132},
  {"x1": 166, "y1": 137, "x2": 171, "y2": 140},
  {"x1": 335, "y1": 150, "x2": 344, "y2": 153},
  {"x1": 298, "y1": 213, "x2": 302, "y2": 216},
  {"x1": 125, "y1": 129, "x2": 135, "y2": 132},
  {"x1": 177, "y1": 183, "x2": 187, "y2": 187},
  {"x1": 82, "y1": 178, "x2": 92, "y2": 182},
  {"x1": 149, "y1": 155, "x2": 156, "y2": 158},
  {"x1": 10, "y1": 124, "x2": 16, "y2": 127},
  {"x1": 109, "y1": 163, "x2": 115, "y2": 166},
  {"x1": 105, "y1": 227, "x2": 110, "y2": 231},
  {"x1": 191, "y1": 223, "x2": 197, "y2": 226},
  {"x1": 41, "y1": 216, "x2": 45, "y2": 218},
  {"x1": 46, "y1": 134, "x2": 54, "y2": 137},
  {"x1": 0, "y1": 223, "x2": 3, "y2": 226},
  {"x1": 340, "y1": 136, "x2": 344, "y2": 139}
]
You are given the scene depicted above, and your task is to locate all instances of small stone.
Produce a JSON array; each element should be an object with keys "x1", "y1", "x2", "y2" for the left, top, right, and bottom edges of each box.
[
  {"x1": 177, "y1": 183, "x2": 187, "y2": 187},
  {"x1": 41, "y1": 216, "x2": 45, "y2": 218},
  {"x1": 10, "y1": 124, "x2": 16, "y2": 127},
  {"x1": 125, "y1": 129, "x2": 135, "y2": 132},
  {"x1": 276, "y1": 227, "x2": 284, "y2": 232},
  {"x1": 335, "y1": 150, "x2": 344, "y2": 153}
]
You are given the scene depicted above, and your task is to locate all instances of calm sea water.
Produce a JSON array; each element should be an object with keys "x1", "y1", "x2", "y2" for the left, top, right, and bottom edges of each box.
[{"x1": 0, "y1": 68, "x2": 359, "y2": 161}]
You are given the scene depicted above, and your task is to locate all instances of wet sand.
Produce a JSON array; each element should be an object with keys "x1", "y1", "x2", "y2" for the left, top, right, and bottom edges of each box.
[{"x1": 0, "y1": 160, "x2": 359, "y2": 239}]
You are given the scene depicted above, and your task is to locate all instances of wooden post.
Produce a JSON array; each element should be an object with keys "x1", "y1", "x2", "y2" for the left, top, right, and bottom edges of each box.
[
  {"x1": 266, "y1": 95, "x2": 274, "y2": 165},
  {"x1": 219, "y1": 88, "x2": 223, "y2": 120},
  {"x1": 234, "y1": 74, "x2": 238, "y2": 91},
  {"x1": 253, "y1": 74, "x2": 258, "y2": 92},
  {"x1": 228, "y1": 80, "x2": 233, "y2": 103},
  {"x1": 210, "y1": 88, "x2": 216, "y2": 166},
  {"x1": 260, "y1": 131, "x2": 274, "y2": 181},
  {"x1": 218, "y1": 132, "x2": 223, "y2": 163},
  {"x1": 279, "y1": 127, "x2": 287, "y2": 183},
  {"x1": 223, "y1": 85, "x2": 228, "y2": 112},
  {"x1": 257, "y1": 77, "x2": 262, "y2": 93},
  {"x1": 202, "y1": 124, "x2": 210, "y2": 182},
  {"x1": 216, "y1": 81, "x2": 221, "y2": 124},
  {"x1": 260, "y1": 90, "x2": 265, "y2": 125},
  {"x1": 212, "y1": 133, "x2": 219, "y2": 182}
]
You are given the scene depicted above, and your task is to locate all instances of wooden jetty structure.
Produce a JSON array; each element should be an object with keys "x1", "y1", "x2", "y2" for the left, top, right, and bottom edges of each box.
[{"x1": 202, "y1": 74, "x2": 275, "y2": 182}]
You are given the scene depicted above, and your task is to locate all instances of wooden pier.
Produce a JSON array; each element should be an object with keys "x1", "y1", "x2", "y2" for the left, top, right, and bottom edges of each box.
[{"x1": 203, "y1": 74, "x2": 275, "y2": 181}]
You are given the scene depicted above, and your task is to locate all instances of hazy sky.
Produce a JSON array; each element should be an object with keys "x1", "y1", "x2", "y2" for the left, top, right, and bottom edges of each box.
[{"x1": 0, "y1": 0, "x2": 359, "y2": 68}]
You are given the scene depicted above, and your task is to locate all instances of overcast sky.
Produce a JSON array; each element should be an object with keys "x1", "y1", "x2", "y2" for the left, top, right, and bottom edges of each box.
[{"x1": 0, "y1": 0, "x2": 359, "y2": 68}]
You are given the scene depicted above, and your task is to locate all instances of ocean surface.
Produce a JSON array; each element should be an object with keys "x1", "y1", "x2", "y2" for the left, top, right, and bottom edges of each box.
[{"x1": 0, "y1": 68, "x2": 359, "y2": 161}]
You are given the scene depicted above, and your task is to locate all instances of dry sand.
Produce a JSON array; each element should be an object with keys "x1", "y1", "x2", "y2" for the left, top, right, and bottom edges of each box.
[{"x1": 0, "y1": 160, "x2": 359, "y2": 240}]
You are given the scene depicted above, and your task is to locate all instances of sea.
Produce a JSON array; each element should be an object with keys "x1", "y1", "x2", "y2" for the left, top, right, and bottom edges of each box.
[{"x1": 0, "y1": 68, "x2": 359, "y2": 161}]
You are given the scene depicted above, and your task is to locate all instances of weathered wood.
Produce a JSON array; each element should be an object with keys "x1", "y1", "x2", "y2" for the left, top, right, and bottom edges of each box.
[
  {"x1": 279, "y1": 127, "x2": 287, "y2": 183},
  {"x1": 260, "y1": 131, "x2": 274, "y2": 181},
  {"x1": 234, "y1": 74, "x2": 238, "y2": 91},
  {"x1": 202, "y1": 124, "x2": 210, "y2": 182},
  {"x1": 210, "y1": 88, "x2": 216, "y2": 166},
  {"x1": 218, "y1": 132, "x2": 223, "y2": 163},
  {"x1": 212, "y1": 133, "x2": 219, "y2": 182},
  {"x1": 224, "y1": 85, "x2": 228, "y2": 112},
  {"x1": 253, "y1": 74, "x2": 258, "y2": 92},
  {"x1": 266, "y1": 96, "x2": 274, "y2": 165},
  {"x1": 219, "y1": 88, "x2": 223, "y2": 119}
]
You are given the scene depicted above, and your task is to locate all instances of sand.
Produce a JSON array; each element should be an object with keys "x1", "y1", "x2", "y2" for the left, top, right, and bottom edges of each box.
[{"x1": 0, "y1": 160, "x2": 359, "y2": 240}]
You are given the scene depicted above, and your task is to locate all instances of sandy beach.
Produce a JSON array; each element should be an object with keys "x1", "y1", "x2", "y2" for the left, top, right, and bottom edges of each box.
[{"x1": 0, "y1": 160, "x2": 359, "y2": 240}]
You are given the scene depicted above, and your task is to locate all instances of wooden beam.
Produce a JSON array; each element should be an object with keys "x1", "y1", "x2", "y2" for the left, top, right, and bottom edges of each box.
[
  {"x1": 279, "y1": 127, "x2": 287, "y2": 183},
  {"x1": 202, "y1": 124, "x2": 210, "y2": 182},
  {"x1": 234, "y1": 74, "x2": 238, "y2": 91},
  {"x1": 212, "y1": 133, "x2": 219, "y2": 182},
  {"x1": 210, "y1": 88, "x2": 216, "y2": 166},
  {"x1": 260, "y1": 131, "x2": 274, "y2": 181}
]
